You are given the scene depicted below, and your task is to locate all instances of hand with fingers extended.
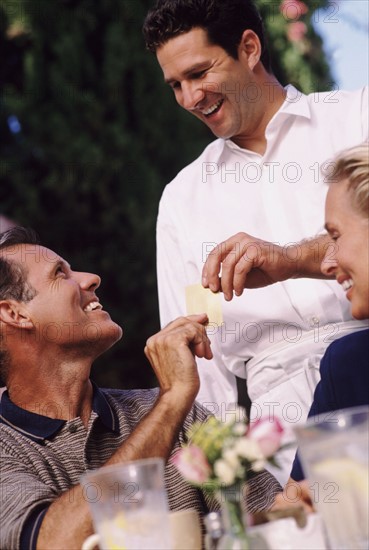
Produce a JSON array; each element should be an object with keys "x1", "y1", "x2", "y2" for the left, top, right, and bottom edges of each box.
[
  {"x1": 144, "y1": 314, "x2": 213, "y2": 405},
  {"x1": 201, "y1": 232, "x2": 295, "y2": 301}
]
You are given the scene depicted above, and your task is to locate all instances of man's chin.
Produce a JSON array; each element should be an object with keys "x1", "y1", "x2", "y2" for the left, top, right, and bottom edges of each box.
[
  {"x1": 103, "y1": 322, "x2": 123, "y2": 347},
  {"x1": 89, "y1": 322, "x2": 123, "y2": 357}
]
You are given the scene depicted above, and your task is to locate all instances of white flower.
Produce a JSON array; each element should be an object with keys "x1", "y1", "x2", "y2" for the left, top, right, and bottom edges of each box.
[
  {"x1": 223, "y1": 447, "x2": 240, "y2": 470},
  {"x1": 214, "y1": 459, "x2": 236, "y2": 485},
  {"x1": 232, "y1": 422, "x2": 246, "y2": 436},
  {"x1": 252, "y1": 459, "x2": 265, "y2": 472},
  {"x1": 234, "y1": 437, "x2": 264, "y2": 462}
]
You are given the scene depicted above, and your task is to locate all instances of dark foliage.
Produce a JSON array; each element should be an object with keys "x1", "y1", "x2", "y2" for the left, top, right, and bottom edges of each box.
[{"x1": 0, "y1": 0, "x2": 331, "y2": 389}]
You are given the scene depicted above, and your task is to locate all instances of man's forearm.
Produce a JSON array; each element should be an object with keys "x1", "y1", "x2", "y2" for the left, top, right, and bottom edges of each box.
[
  {"x1": 202, "y1": 232, "x2": 334, "y2": 298},
  {"x1": 37, "y1": 391, "x2": 191, "y2": 549},
  {"x1": 108, "y1": 391, "x2": 192, "y2": 464}
]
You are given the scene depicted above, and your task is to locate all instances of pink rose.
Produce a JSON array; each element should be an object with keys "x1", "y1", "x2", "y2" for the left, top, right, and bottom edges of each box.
[
  {"x1": 287, "y1": 21, "x2": 308, "y2": 42},
  {"x1": 248, "y1": 417, "x2": 284, "y2": 458},
  {"x1": 280, "y1": 0, "x2": 309, "y2": 20},
  {"x1": 171, "y1": 445, "x2": 211, "y2": 484}
]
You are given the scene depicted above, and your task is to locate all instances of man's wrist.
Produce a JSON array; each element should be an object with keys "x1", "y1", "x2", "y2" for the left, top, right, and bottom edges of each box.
[
  {"x1": 293, "y1": 235, "x2": 331, "y2": 279},
  {"x1": 157, "y1": 385, "x2": 198, "y2": 415}
]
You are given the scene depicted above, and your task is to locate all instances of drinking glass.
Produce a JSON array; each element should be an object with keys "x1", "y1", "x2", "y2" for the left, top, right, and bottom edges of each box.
[
  {"x1": 81, "y1": 458, "x2": 172, "y2": 550},
  {"x1": 294, "y1": 406, "x2": 369, "y2": 549}
]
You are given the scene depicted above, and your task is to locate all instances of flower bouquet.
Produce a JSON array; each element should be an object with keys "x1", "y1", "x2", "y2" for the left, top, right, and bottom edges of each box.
[{"x1": 172, "y1": 409, "x2": 284, "y2": 548}]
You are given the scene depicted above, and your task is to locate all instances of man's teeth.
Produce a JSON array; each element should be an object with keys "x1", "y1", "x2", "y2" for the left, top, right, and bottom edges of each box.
[
  {"x1": 341, "y1": 279, "x2": 353, "y2": 291},
  {"x1": 84, "y1": 301, "x2": 103, "y2": 312},
  {"x1": 202, "y1": 99, "x2": 223, "y2": 116}
]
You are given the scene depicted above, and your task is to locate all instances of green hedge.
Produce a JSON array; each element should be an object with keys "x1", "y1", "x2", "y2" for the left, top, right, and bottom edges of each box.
[{"x1": 0, "y1": 0, "x2": 331, "y2": 389}]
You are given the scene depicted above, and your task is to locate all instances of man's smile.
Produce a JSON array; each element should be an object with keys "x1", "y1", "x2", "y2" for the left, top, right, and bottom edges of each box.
[
  {"x1": 83, "y1": 301, "x2": 103, "y2": 312},
  {"x1": 200, "y1": 98, "x2": 224, "y2": 117}
]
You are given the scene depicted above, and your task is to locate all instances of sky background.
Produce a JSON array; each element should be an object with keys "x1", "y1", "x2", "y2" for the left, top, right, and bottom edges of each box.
[{"x1": 313, "y1": 0, "x2": 369, "y2": 90}]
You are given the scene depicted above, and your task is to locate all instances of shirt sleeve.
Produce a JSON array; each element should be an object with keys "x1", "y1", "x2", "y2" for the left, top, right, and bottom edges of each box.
[
  {"x1": 156, "y1": 186, "x2": 238, "y2": 408},
  {"x1": 290, "y1": 345, "x2": 337, "y2": 481},
  {"x1": 20, "y1": 507, "x2": 49, "y2": 550},
  {"x1": 0, "y1": 446, "x2": 55, "y2": 549},
  {"x1": 156, "y1": 185, "x2": 193, "y2": 327}
]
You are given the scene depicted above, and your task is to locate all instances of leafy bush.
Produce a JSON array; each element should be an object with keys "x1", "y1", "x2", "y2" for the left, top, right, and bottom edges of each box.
[{"x1": 0, "y1": 0, "x2": 331, "y2": 389}]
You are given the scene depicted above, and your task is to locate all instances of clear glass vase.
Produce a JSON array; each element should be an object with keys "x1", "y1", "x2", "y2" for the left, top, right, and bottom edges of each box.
[{"x1": 217, "y1": 485, "x2": 250, "y2": 550}]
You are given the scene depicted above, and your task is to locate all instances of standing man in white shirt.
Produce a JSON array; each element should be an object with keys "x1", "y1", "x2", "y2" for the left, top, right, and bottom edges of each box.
[{"x1": 143, "y1": 0, "x2": 368, "y2": 483}]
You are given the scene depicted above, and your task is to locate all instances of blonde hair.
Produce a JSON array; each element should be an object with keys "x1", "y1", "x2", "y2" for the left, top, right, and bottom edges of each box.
[{"x1": 326, "y1": 143, "x2": 369, "y2": 217}]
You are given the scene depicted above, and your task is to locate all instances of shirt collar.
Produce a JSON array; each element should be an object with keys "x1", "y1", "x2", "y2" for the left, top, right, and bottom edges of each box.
[
  {"x1": 276, "y1": 84, "x2": 311, "y2": 119},
  {"x1": 224, "y1": 84, "x2": 311, "y2": 153},
  {"x1": 91, "y1": 383, "x2": 119, "y2": 433},
  {"x1": 0, "y1": 381, "x2": 119, "y2": 444}
]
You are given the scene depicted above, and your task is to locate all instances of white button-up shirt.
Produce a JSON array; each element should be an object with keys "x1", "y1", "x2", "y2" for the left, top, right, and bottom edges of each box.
[{"x1": 156, "y1": 85, "x2": 369, "y2": 481}]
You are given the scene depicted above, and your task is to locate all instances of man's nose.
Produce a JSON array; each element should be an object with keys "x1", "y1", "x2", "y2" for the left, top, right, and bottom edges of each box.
[
  {"x1": 78, "y1": 272, "x2": 101, "y2": 291},
  {"x1": 320, "y1": 244, "x2": 338, "y2": 277},
  {"x1": 180, "y1": 81, "x2": 205, "y2": 110}
]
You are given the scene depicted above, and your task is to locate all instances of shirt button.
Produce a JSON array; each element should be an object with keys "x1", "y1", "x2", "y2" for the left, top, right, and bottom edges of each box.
[
  {"x1": 310, "y1": 316, "x2": 320, "y2": 327},
  {"x1": 68, "y1": 424, "x2": 78, "y2": 433}
]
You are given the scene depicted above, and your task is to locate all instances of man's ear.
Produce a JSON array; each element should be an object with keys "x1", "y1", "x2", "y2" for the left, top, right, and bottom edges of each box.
[
  {"x1": 238, "y1": 29, "x2": 262, "y2": 71},
  {"x1": 0, "y1": 300, "x2": 34, "y2": 330}
]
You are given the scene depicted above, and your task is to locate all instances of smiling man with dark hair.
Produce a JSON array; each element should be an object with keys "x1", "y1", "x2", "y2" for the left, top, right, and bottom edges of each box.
[
  {"x1": 143, "y1": 0, "x2": 368, "y2": 484},
  {"x1": 0, "y1": 227, "x2": 280, "y2": 549}
]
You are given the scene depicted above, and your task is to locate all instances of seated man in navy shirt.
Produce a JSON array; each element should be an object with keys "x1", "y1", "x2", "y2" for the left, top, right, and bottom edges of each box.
[{"x1": 0, "y1": 226, "x2": 281, "y2": 550}]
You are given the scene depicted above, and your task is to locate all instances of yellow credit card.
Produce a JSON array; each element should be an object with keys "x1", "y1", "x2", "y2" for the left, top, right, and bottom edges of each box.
[{"x1": 185, "y1": 284, "x2": 223, "y2": 327}]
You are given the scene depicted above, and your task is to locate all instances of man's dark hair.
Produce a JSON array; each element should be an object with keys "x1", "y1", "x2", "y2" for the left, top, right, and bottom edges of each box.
[
  {"x1": 0, "y1": 227, "x2": 40, "y2": 384},
  {"x1": 143, "y1": 0, "x2": 271, "y2": 72},
  {"x1": 0, "y1": 227, "x2": 40, "y2": 302}
]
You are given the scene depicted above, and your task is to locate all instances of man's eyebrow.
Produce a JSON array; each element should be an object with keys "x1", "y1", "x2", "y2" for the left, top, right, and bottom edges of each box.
[{"x1": 51, "y1": 259, "x2": 72, "y2": 272}]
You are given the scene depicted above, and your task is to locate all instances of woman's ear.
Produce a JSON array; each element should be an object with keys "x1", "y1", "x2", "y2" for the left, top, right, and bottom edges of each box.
[
  {"x1": 0, "y1": 300, "x2": 34, "y2": 330},
  {"x1": 238, "y1": 29, "x2": 262, "y2": 71}
]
